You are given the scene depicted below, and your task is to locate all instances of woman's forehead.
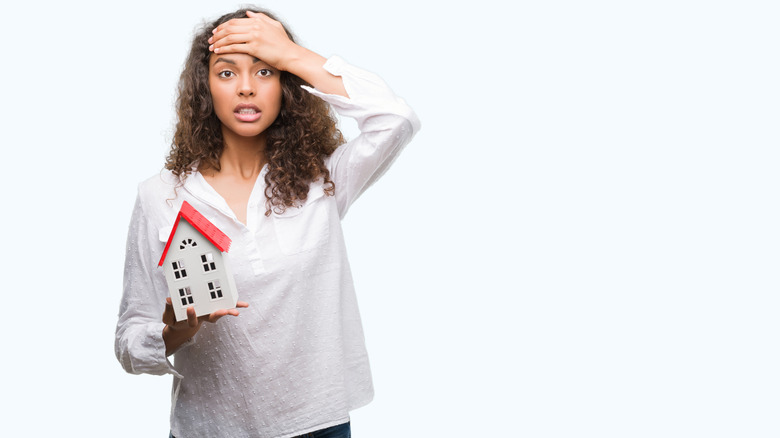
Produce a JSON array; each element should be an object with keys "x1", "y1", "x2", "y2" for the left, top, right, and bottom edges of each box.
[{"x1": 209, "y1": 53, "x2": 270, "y2": 68}]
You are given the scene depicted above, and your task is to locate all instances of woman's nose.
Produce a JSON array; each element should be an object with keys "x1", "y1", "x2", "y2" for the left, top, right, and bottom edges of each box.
[{"x1": 238, "y1": 78, "x2": 255, "y2": 96}]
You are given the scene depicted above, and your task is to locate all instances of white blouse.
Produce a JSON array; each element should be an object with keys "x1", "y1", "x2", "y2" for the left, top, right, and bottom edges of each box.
[{"x1": 115, "y1": 56, "x2": 420, "y2": 438}]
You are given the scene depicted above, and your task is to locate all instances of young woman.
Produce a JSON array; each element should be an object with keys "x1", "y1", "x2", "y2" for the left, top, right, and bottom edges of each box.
[{"x1": 115, "y1": 7, "x2": 419, "y2": 438}]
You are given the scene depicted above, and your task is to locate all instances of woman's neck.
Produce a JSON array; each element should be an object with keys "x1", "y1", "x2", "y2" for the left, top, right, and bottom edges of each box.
[{"x1": 214, "y1": 131, "x2": 268, "y2": 180}]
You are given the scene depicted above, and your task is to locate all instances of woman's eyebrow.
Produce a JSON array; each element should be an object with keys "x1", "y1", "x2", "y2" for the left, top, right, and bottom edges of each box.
[
  {"x1": 213, "y1": 56, "x2": 264, "y2": 66},
  {"x1": 213, "y1": 57, "x2": 236, "y2": 66}
]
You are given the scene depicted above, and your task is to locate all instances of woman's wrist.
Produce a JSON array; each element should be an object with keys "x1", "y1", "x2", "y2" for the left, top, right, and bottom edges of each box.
[
  {"x1": 282, "y1": 47, "x2": 348, "y2": 98},
  {"x1": 276, "y1": 43, "x2": 312, "y2": 74},
  {"x1": 163, "y1": 324, "x2": 197, "y2": 355}
]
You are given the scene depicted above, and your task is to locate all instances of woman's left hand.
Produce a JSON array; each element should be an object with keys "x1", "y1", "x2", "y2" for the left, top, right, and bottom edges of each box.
[{"x1": 208, "y1": 11, "x2": 299, "y2": 71}]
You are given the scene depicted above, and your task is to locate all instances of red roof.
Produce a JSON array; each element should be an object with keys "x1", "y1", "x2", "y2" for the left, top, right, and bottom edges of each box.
[{"x1": 158, "y1": 201, "x2": 232, "y2": 266}]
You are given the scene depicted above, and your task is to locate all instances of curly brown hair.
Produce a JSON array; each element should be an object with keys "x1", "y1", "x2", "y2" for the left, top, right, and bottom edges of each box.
[{"x1": 165, "y1": 7, "x2": 344, "y2": 215}]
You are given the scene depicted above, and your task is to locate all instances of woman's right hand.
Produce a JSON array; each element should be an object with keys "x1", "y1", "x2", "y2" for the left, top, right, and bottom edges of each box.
[
  {"x1": 162, "y1": 298, "x2": 249, "y2": 355},
  {"x1": 209, "y1": 11, "x2": 348, "y2": 97}
]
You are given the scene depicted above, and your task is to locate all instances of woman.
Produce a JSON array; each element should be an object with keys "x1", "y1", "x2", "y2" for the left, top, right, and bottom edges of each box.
[{"x1": 115, "y1": 7, "x2": 420, "y2": 438}]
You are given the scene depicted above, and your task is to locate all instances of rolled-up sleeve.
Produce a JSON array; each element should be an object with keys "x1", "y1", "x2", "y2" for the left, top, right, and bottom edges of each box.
[
  {"x1": 115, "y1": 193, "x2": 183, "y2": 379},
  {"x1": 303, "y1": 56, "x2": 421, "y2": 218}
]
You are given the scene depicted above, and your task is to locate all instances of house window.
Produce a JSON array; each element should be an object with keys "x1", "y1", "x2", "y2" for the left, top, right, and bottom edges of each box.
[
  {"x1": 201, "y1": 253, "x2": 217, "y2": 272},
  {"x1": 179, "y1": 238, "x2": 198, "y2": 250},
  {"x1": 172, "y1": 260, "x2": 187, "y2": 280},
  {"x1": 178, "y1": 287, "x2": 194, "y2": 306},
  {"x1": 208, "y1": 280, "x2": 224, "y2": 300}
]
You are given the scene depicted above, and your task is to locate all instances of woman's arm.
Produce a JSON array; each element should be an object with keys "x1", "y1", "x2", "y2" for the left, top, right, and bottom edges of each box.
[
  {"x1": 115, "y1": 193, "x2": 249, "y2": 372},
  {"x1": 208, "y1": 11, "x2": 348, "y2": 97},
  {"x1": 304, "y1": 58, "x2": 421, "y2": 217},
  {"x1": 115, "y1": 195, "x2": 182, "y2": 376}
]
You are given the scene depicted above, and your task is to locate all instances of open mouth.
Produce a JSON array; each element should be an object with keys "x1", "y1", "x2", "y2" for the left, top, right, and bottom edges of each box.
[{"x1": 234, "y1": 104, "x2": 261, "y2": 122}]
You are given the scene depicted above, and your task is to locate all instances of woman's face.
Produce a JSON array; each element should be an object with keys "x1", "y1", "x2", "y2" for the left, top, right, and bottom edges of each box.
[{"x1": 208, "y1": 53, "x2": 283, "y2": 140}]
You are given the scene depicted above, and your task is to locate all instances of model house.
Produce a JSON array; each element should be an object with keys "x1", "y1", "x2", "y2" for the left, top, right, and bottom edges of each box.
[{"x1": 158, "y1": 201, "x2": 239, "y2": 322}]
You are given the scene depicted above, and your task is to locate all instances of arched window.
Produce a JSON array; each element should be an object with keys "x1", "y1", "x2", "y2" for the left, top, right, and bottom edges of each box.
[{"x1": 180, "y1": 238, "x2": 198, "y2": 250}]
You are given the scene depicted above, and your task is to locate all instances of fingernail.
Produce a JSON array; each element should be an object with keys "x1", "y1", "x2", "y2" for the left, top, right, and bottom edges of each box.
[
  {"x1": 209, "y1": 44, "x2": 213, "y2": 51},
  {"x1": 214, "y1": 47, "x2": 220, "y2": 53},
  {"x1": 208, "y1": 36, "x2": 213, "y2": 43},
  {"x1": 212, "y1": 28, "x2": 217, "y2": 34}
]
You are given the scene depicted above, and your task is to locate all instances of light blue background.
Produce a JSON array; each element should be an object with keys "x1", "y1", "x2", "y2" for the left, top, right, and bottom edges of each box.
[{"x1": 1, "y1": 1, "x2": 778, "y2": 436}]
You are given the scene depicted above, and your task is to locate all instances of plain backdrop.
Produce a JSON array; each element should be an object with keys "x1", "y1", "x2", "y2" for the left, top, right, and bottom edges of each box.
[{"x1": 1, "y1": 0, "x2": 778, "y2": 436}]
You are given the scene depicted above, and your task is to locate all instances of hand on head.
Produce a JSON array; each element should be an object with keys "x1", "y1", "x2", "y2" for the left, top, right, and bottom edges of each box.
[{"x1": 208, "y1": 11, "x2": 298, "y2": 71}]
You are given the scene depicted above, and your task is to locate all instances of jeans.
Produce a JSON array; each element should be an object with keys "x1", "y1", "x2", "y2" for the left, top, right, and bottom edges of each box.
[
  {"x1": 294, "y1": 421, "x2": 351, "y2": 438},
  {"x1": 169, "y1": 421, "x2": 351, "y2": 438}
]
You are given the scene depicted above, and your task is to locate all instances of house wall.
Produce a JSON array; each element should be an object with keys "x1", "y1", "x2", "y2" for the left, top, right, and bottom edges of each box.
[{"x1": 162, "y1": 220, "x2": 238, "y2": 321}]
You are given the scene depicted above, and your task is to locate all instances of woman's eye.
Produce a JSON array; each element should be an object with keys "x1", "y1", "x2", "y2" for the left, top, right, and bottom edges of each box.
[
  {"x1": 217, "y1": 71, "x2": 234, "y2": 78},
  {"x1": 257, "y1": 69, "x2": 273, "y2": 77}
]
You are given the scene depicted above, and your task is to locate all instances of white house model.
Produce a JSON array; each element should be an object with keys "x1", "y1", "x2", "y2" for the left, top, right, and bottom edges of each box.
[{"x1": 158, "y1": 201, "x2": 239, "y2": 322}]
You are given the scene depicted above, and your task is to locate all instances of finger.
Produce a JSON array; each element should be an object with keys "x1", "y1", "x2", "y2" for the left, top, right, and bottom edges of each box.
[
  {"x1": 211, "y1": 23, "x2": 255, "y2": 42},
  {"x1": 186, "y1": 306, "x2": 198, "y2": 328},
  {"x1": 210, "y1": 33, "x2": 251, "y2": 52},
  {"x1": 246, "y1": 11, "x2": 276, "y2": 26},
  {"x1": 205, "y1": 309, "x2": 228, "y2": 324},
  {"x1": 245, "y1": 11, "x2": 270, "y2": 21},
  {"x1": 162, "y1": 298, "x2": 175, "y2": 325},
  {"x1": 237, "y1": 301, "x2": 250, "y2": 308},
  {"x1": 212, "y1": 42, "x2": 256, "y2": 56},
  {"x1": 212, "y1": 19, "x2": 254, "y2": 39}
]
